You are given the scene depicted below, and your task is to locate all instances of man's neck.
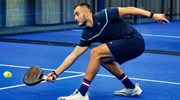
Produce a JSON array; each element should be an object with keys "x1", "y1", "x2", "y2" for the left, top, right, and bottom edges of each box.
[{"x1": 86, "y1": 14, "x2": 93, "y2": 27}]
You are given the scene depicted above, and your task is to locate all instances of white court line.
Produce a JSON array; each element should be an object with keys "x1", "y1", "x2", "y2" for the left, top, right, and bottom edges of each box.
[
  {"x1": 97, "y1": 74, "x2": 180, "y2": 85},
  {"x1": 143, "y1": 34, "x2": 180, "y2": 39},
  {"x1": 72, "y1": 29, "x2": 82, "y2": 32},
  {"x1": 0, "y1": 84, "x2": 26, "y2": 91},
  {"x1": 72, "y1": 29, "x2": 180, "y2": 39},
  {"x1": 0, "y1": 74, "x2": 84, "y2": 91},
  {"x1": 1, "y1": 63, "x2": 180, "y2": 86},
  {"x1": 0, "y1": 64, "x2": 84, "y2": 74}
]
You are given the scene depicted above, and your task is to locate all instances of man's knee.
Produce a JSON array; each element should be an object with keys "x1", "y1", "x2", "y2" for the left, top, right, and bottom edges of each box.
[
  {"x1": 90, "y1": 45, "x2": 114, "y2": 61},
  {"x1": 90, "y1": 48, "x2": 101, "y2": 57}
]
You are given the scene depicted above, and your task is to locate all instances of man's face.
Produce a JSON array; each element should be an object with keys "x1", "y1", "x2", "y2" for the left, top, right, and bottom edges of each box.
[{"x1": 74, "y1": 6, "x2": 87, "y2": 26}]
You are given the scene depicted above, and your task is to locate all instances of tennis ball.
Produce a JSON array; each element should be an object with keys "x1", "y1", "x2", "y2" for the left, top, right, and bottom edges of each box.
[{"x1": 3, "y1": 71, "x2": 12, "y2": 78}]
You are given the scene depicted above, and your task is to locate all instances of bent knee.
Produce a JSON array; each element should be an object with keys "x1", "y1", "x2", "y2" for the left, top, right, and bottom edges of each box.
[{"x1": 90, "y1": 48, "x2": 101, "y2": 57}]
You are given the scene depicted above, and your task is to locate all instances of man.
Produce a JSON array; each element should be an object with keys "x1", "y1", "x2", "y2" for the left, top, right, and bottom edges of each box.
[{"x1": 47, "y1": 3, "x2": 169, "y2": 100}]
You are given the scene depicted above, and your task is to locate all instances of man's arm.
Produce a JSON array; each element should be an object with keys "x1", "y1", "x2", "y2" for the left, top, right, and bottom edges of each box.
[
  {"x1": 118, "y1": 7, "x2": 169, "y2": 24},
  {"x1": 47, "y1": 46, "x2": 89, "y2": 81}
]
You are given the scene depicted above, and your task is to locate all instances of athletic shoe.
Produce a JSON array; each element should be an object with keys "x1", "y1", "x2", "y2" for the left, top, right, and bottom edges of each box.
[
  {"x1": 114, "y1": 83, "x2": 142, "y2": 96},
  {"x1": 58, "y1": 89, "x2": 89, "y2": 100}
]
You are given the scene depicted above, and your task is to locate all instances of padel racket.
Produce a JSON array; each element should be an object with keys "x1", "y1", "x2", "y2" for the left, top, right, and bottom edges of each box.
[{"x1": 23, "y1": 66, "x2": 47, "y2": 86}]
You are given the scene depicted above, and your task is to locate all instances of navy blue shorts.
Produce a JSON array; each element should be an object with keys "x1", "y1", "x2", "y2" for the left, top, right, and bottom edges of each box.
[{"x1": 106, "y1": 37, "x2": 145, "y2": 64}]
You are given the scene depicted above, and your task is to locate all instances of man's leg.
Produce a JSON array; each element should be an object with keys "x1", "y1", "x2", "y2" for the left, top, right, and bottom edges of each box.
[
  {"x1": 99, "y1": 48, "x2": 142, "y2": 96},
  {"x1": 80, "y1": 43, "x2": 135, "y2": 96},
  {"x1": 101, "y1": 61, "x2": 123, "y2": 77},
  {"x1": 78, "y1": 44, "x2": 113, "y2": 96},
  {"x1": 84, "y1": 44, "x2": 134, "y2": 85},
  {"x1": 84, "y1": 44, "x2": 112, "y2": 80},
  {"x1": 81, "y1": 43, "x2": 141, "y2": 97},
  {"x1": 101, "y1": 62, "x2": 135, "y2": 89}
]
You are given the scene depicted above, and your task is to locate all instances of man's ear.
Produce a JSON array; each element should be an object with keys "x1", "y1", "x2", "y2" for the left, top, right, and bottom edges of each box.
[{"x1": 85, "y1": 11, "x2": 89, "y2": 17}]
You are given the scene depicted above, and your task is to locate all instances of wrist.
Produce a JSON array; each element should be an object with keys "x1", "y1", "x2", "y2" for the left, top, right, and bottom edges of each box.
[{"x1": 52, "y1": 71, "x2": 58, "y2": 77}]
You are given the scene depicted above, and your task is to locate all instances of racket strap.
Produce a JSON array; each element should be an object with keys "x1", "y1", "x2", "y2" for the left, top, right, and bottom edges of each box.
[{"x1": 52, "y1": 71, "x2": 58, "y2": 77}]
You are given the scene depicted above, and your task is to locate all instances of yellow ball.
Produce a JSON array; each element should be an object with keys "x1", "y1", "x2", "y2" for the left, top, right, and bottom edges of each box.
[{"x1": 3, "y1": 71, "x2": 12, "y2": 78}]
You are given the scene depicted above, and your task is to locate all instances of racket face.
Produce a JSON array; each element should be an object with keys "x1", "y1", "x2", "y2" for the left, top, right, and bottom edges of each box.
[{"x1": 23, "y1": 66, "x2": 43, "y2": 86}]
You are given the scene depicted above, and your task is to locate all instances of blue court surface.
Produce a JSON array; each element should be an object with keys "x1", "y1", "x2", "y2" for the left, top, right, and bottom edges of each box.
[{"x1": 0, "y1": 22, "x2": 180, "y2": 100}]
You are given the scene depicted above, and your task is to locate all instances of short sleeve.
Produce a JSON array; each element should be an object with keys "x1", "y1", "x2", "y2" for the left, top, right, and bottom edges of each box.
[
  {"x1": 106, "y1": 7, "x2": 119, "y2": 21},
  {"x1": 78, "y1": 39, "x2": 92, "y2": 47}
]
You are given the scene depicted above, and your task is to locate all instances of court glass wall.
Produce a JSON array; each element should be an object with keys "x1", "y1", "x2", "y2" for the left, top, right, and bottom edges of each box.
[{"x1": 0, "y1": 0, "x2": 179, "y2": 55}]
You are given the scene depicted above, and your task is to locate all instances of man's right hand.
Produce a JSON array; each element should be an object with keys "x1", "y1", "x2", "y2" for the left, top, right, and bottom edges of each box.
[{"x1": 46, "y1": 71, "x2": 58, "y2": 82}]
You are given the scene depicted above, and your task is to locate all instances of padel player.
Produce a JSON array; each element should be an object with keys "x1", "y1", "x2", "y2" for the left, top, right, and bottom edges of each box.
[{"x1": 47, "y1": 3, "x2": 169, "y2": 100}]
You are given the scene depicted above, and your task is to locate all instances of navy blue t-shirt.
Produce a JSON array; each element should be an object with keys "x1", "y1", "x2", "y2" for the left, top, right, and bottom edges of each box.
[{"x1": 78, "y1": 7, "x2": 142, "y2": 47}]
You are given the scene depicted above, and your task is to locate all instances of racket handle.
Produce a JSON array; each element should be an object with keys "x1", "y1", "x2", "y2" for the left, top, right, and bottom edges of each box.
[
  {"x1": 43, "y1": 75, "x2": 47, "y2": 80},
  {"x1": 42, "y1": 75, "x2": 53, "y2": 80}
]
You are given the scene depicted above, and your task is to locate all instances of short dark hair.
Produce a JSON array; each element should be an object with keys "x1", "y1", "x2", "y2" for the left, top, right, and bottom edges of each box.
[{"x1": 74, "y1": 3, "x2": 91, "y2": 11}]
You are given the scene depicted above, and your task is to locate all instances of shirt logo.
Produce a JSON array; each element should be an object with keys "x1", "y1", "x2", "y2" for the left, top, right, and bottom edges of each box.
[{"x1": 98, "y1": 22, "x2": 100, "y2": 25}]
